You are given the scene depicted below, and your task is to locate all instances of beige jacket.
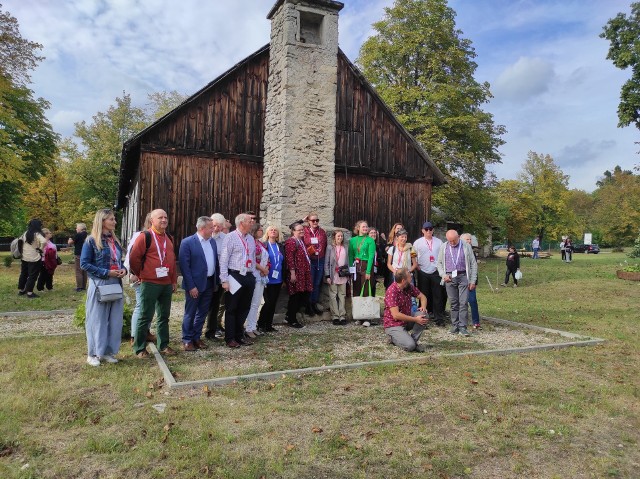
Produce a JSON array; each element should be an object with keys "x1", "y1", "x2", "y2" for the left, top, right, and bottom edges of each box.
[{"x1": 21, "y1": 233, "x2": 47, "y2": 262}]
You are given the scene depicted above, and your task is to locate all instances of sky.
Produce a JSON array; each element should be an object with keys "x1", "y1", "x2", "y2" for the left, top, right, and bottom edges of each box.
[{"x1": 7, "y1": 0, "x2": 639, "y2": 192}]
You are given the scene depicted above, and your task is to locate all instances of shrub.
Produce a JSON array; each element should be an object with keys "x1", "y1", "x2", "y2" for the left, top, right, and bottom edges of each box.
[
  {"x1": 3, "y1": 256, "x2": 13, "y2": 268},
  {"x1": 623, "y1": 264, "x2": 640, "y2": 273},
  {"x1": 628, "y1": 233, "x2": 640, "y2": 258},
  {"x1": 73, "y1": 295, "x2": 133, "y2": 338},
  {"x1": 612, "y1": 246, "x2": 625, "y2": 253}
]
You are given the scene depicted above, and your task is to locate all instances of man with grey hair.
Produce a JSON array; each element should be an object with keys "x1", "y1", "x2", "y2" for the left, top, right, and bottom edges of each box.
[
  {"x1": 219, "y1": 213, "x2": 257, "y2": 348},
  {"x1": 437, "y1": 230, "x2": 477, "y2": 337},
  {"x1": 179, "y1": 216, "x2": 219, "y2": 351},
  {"x1": 205, "y1": 213, "x2": 227, "y2": 340},
  {"x1": 383, "y1": 268, "x2": 429, "y2": 352}
]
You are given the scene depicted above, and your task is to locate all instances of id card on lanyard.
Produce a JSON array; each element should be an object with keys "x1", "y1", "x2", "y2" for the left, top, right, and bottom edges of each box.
[
  {"x1": 237, "y1": 231, "x2": 252, "y2": 275},
  {"x1": 268, "y1": 242, "x2": 281, "y2": 279},
  {"x1": 448, "y1": 243, "x2": 461, "y2": 278},
  {"x1": 151, "y1": 230, "x2": 169, "y2": 278}
]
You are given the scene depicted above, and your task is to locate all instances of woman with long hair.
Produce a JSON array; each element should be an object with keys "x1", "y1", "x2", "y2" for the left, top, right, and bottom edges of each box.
[
  {"x1": 325, "y1": 230, "x2": 349, "y2": 325},
  {"x1": 36, "y1": 228, "x2": 59, "y2": 292},
  {"x1": 368, "y1": 227, "x2": 388, "y2": 297},
  {"x1": 348, "y1": 220, "x2": 376, "y2": 298},
  {"x1": 258, "y1": 225, "x2": 284, "y2": 333},
  {"x1": 386, "y1": 229, "x2": 418, "y2": 280},
  {"x1": 80, "y1": 209, "x2": 127, "y2": 366},
  {"x1": 17, "y1": 218, "x2": 47, "y2": 298},
  {"x1": 384, "y1": 222, "x2": 404, "y2": 287},
  {"x1": 245, "y1": 224, "x2": 269, "y2": 338}
]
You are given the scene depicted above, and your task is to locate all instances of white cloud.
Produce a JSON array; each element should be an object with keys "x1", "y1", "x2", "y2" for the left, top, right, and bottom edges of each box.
[{"x1": 494, "y1": 57, "x2": 555, "y2": 102}]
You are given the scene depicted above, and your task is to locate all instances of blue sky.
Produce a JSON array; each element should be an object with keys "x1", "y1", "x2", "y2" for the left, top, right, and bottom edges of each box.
[{"x1": 8, "y1": 0, "x2": 639, "y2": 191}]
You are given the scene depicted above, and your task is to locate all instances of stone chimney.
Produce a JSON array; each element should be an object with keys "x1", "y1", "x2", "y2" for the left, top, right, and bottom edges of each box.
[{"x1": 261, "y1": 0, "x2": 344, "y2": 232}]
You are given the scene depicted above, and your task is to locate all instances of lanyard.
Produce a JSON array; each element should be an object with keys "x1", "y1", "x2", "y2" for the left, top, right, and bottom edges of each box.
[
  {"x1": 268, "y1": 241, "x2": 281, "y2": 270},
  {"x1": 356, "y1": 236, "x2": 366, "y2": 254},
  {"x1": 107, "y1": 236, "x2": 118, "y2": 265},
  {"x1": 151, "y1": 230, "x2": 167, "y2": 267},
  {"x1": 425, "y1": 239, "x2": 433, "y2": 252},
  {"x1": 335, "y1": 245, "x2": 343, "y2": 264},
  {"x1": 447, "y1": 242, "x2": 461, "y2": 269},
  {"x1": 396, "y1": 247, "x2": 405, "y2": 268},
  {"x1": 236, "y1": 230, "x2": 249, "y2": 259},
  {"x1": 297, "y1": 239, "x2": 310, "y2": 264}
]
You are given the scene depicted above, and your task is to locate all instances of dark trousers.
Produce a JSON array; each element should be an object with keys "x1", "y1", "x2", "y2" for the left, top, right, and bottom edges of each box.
[
  {"x1": 74, "y1": 255, "x2": 87, "y2": 289},
  {"x1": 36, "y1": 264, "x2": 53, "y2": 291},
  {"x1": 18, "y1": 260, "x2": 41, "y2": 294},
  {"x1": 416, "y1": 269, "x2": 445, "y2": 323},
  {"x1": 286, "y1": 291, "x2": 309, "y2": 324},
  {"x1": 353, "y1": 260, "x2": 372, "y2": 297},
  {"x1": 504, "y1": 268, "x2": 518, "y2": 285},
  {"x1": 309, "y1": 258, "x2": 325, "y2": 305},
  {"x1": 181, "y1": 281, "x2": 215, "y2": 343},
  {"x1": 205, "y1": 287, "x2": 225, "y2": 337},
  {"x1": 224, "y1": 272, "x2": 255, "y2": 343},
  {"x1": 258, "y1": 282, "x2": 282, "y2": 330}
]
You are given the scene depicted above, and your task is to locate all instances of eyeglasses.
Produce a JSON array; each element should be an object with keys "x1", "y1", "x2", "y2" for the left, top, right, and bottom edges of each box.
[
  {"x1": 424, "y1": 227, "x2": 433, "y2": 231},
  {"x1": 309, "y1": 219, "x2": 319, "y2": 223}
]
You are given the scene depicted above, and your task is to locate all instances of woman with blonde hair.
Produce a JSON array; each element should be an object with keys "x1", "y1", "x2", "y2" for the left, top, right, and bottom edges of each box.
[
  {"x1": 325, "y1": 229, "x2": 349, "y2": 325},
  {"x1": 348, "y1": 220, "x2": 376, "y2": 298},
  {"x1": 258, "y1": 225, "x2": 284, "y2": 333},
  {"x1": 80, "y1": 209, "x2": 127, "y2": 367}
]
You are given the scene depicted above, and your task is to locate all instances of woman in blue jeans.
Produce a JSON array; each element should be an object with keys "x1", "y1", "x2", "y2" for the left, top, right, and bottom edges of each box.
[{"x1": 461, "y1": 234, "x2": 481, "y2": 329}]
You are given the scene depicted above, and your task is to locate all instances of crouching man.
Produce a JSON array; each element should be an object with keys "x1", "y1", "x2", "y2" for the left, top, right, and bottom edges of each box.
[{"x1": 383, "y1": 268, "x2": 429, "y2": 352}]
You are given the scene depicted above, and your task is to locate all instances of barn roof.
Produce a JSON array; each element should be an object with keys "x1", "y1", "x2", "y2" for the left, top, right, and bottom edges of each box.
[{"x1": 117, "y1": 45, "x2": 446, "y2": 209}]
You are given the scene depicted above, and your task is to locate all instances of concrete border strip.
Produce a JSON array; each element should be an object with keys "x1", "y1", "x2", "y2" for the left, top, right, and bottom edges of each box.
[
  {"x1": 152, "y1": 316, "x2": 605, "y2": 389},
  {"x1": 0, "y1": 309, "x2": 75, "y2": 317}
]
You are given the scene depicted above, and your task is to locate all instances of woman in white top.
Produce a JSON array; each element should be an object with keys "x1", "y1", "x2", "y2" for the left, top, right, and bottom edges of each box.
[
  {"x1": 325, "y1": 230, "x2": 349, "y2": 325},
  {"x1": 245, "y1": 224, "x2": 269, "y2": 338},
  {"x1": 387, "y1": 229, "x2": 417, "y2": 278},
  {"x1": 18, "y1": 218, "x2": 47, "y2": 299}
]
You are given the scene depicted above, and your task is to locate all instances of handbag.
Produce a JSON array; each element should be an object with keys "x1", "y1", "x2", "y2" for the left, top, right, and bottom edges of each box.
[
  {"x1": 351, "y1": 281, "x2": 381, "y2": 320},
  {"x1": 337, "y1": 265, "x2": 351, "y2": 277},
  {"x1": 96, "y1": 282, "x2": 123, "y2": 302}
]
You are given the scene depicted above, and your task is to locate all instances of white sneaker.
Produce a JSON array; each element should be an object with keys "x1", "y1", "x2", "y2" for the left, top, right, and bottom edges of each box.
[
  {"x1": 100, "y1": 355, "x2": 118, "y2": 364},
  {"x1": 363, "y1": 321, "x2": 371, "y2": 327},
  {"x1": 86, "y1": 356, "x2": 100, "y2": 367}
]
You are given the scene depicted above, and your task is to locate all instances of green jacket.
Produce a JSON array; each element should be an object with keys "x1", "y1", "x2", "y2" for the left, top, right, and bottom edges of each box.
[{"x1": 348, "y1": 235, "x2": 376, "y2": 274}]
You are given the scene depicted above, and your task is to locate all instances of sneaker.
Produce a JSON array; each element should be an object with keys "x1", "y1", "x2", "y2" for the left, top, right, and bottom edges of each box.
[
  {"x1": 100, "y1": 355, "x2": 118, "y2": 364},
  {"x1": 449, "y1": 326, "x2": 459, "y2": 335},
  {"x1": 500, "y1": 283, "x2": 507, "y2": 287},
  {"x1": 459, "y1": 327, "x2": 470, "y2": 337},
  {"x1": 473, "y1": 324, "x2": 482, "y2": 330},
  {"x1": 362, "y1": 321, "x2": 371, "y2": 327},
  {"x1": 513, "y1": 284, "x2": 518, "y2": 288},
  {"x1": 245, "y1": 331, "x2": 257, "y2": 339},
  {"x1": 86, "y1": 356, "x2": 100, "y2": 367},
  {"x1": 253, "y1": 329, "x2": 264, "y2": 336},
  {"x1": 214, "y1": 329, "x2": 224, "y2": 339},
  {"x1": 18, "y1": 290, "x2": 26, "y2": 296},
  {"x1": 26, "y1": 293, "x2": 39, "y2": 299},
  {"x1": 332, "y1": 319, "x2": 341, "y2": 325}
]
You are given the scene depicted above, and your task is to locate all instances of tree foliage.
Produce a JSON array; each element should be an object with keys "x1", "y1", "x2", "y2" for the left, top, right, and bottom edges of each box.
[
  {"x1": 357, "y1": 0, "x2": 505, "y2": 232},
  {"x1": 601, "y1": 2, "x2": 640, "y2": 131},
  {"x1": 146, "y1": 90, "x2": 187, "y2": 121},
  {"x1": 0, "y1": 3, "x2": 57, "y2": 235}
]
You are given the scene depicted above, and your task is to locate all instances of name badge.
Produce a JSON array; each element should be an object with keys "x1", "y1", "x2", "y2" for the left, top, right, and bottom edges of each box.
[
  {"x1": 245, "y1": 259, "x2": 252, "y2": 268},
  {"x1": 155, "y1": 267, "x2": 169, "y2": 278},
  {"x1": 451, "y1": 270, "x2": 458, "y2": 278},
  {"x1": 429, "y1": 255, "x2": 435, "y2": 263},
  {"x1": 374, "y1": 266, "x2": 378, "y2": 273},
  {"x1": 239, "y1": 266, "x2": 247, "y2": 276},
  {"x1": 310, "y1": 237, "x2": 319, "y2": 245},
  {"x1": 349, "y1": 266, "x2": 356, "y2": 274},
  {"x1": 271, "y1": 270, "x2": 279, "y2": 280}
]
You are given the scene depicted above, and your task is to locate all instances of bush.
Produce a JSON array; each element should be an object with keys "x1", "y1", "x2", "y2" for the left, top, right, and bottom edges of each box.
[
  {"x1": 612, "y1": 246, "x2": 625, "y2": 253},
  {"x1": 3, "y1": 256, "x2": 13, "y2": 268},
  {"x1": 628, "y1": 233, "x2": 640, "y2": 258},
  {"x1": 73, "y1": 295, "x2": 133, "y2": 338},
  {"x1": 623, "y1": 263, "x2": 640, "y2": 273}
]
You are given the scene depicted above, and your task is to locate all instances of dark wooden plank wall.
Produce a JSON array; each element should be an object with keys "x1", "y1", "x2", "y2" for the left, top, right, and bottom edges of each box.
[
  {"x1": 138, "y1": 152, "x2": 263, "y2": 245},
  {"x1": 335, "y1": 53, "x2": 434, "y2": 182},
  {"x1": 335, "y1": 173, "x2": 432, "y2": 241},
  {"x1": 142, "y1": 50, "x2": 269, "y2": 157}
]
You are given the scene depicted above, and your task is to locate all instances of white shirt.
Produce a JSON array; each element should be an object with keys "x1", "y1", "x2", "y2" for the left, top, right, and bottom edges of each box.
[
  {"x1": 414, "y1": 236, "x2": 443, "y2": 274},
  {"x1": 197, "y1": 233, "x2": 215, "y2": 277}
]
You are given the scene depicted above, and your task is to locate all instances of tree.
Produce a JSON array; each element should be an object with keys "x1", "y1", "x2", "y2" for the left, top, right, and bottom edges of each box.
[
  {"x1": 0, "y1": 4, "x2": 58, "y2": 234},
  {"x1": 65, "y1": 93, "x2": 147, "y2": 213},
  {"x1": 492, "y1": 179, "x2": 535, "y2": 244},
  {"x1": 146, "y1": 90, "x2": 187, "y2": 121},
  {"x1": 601, "y1": 2, "x2": 640, "y2": 131},
  {"x1": 357, "y1": 0, "x2": 505, "y2": 232},
  {"x1": 516, "y1": 152, "x2": 572, "y2": 242}
]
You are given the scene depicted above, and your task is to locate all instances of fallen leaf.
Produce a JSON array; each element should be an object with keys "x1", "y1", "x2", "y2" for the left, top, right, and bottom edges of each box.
[
  {"x1": 339, "y1": 434, "x2": 349, "y2": 441},
  {"x1": 203, "y1": 385, "x2": 211, "y2": 397},
  {"x1": 145, "y1": 392, "x2": 153, "y2": 399},
  {"x1": 163, "y1": 423, "x2": 174, "y2": 432},
  {"x1": 464, "y1": 372, "x2": 472, "y2": 377},
  {"x1": 285, "y1": 444, "x2": 295, "y2": 452},
  {"x1": 385, "y1": 451, "x2": 393, "y2": 456},
  {"x1": 459, "y1": 414, "x2": 470, "y2": 421},
  {"x1": 470, "y1": 379, "x2": 479, "y2": 385},
  {"x1": 311, "y1": 427, "x2": 323, "y2": 433}
]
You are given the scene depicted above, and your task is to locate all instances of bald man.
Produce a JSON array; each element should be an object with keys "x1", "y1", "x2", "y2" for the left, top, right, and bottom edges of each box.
[
  {"x1": 436, "y1": 230, "x2": 477, "y2": 337},
  {"x1": 128, "y1": 209, "x2": 178, "y2": 357}
]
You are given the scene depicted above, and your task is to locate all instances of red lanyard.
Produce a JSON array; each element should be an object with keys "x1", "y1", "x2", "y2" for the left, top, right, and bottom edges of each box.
[
  {"x1": 151, "y1": 230, "x2": 167, "y2": 266},
  {"x1": 425, "y1": 239, "x2": 433, "y2": 252},
  {"x1": 236, "y1": 231, "x2": 249, "y2": 258},
  {"x1": 107, "y1": 236, "x2": 118, "y2": 267},
  {"x1": 335, "y1": 245, "x2": 343, "y2": 264},
  {"x1": 297, "y1": 239, "x2": 310, "y2": 263},
  {"x1": 396, "y1": 247, "x2": 405, "y2": 267}
]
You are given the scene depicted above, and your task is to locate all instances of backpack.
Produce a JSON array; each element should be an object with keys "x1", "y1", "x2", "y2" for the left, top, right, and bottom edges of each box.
[{"x1": 10, "y1": 236, "x2": 24, "y2": 259}]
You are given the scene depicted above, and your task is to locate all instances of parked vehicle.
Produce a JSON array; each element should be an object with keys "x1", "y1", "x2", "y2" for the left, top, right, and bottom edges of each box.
[
  {"x1": 572, "y1": 243, "x2": 600, "y2": 254},
  {"x1": 492, "y1": 244, "x2": 508, "y2": 252}
]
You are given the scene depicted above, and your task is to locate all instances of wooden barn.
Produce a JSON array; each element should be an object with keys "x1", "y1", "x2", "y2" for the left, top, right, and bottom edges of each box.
[{"x1": 116, "y1": 0, "x2": 446, "y2": 245}]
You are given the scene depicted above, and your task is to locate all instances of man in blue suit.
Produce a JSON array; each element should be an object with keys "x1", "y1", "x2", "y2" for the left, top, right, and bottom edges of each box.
[{"x1": 179, "y1": 216, "x2": 219, "y2": 351}]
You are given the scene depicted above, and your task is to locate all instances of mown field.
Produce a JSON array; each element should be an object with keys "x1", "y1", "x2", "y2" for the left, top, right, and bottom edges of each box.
[{"x1": 0, "y1": 251, "x2": 638, "y2": 478}]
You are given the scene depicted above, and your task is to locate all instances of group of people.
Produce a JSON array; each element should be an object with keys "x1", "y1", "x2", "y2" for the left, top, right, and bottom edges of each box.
[
  {"x1": 17, "y1": 207, "x2": 486, "y2": 365},
  {"x1": 15, "y1": 219, "x2": 62, "y2": 298}
]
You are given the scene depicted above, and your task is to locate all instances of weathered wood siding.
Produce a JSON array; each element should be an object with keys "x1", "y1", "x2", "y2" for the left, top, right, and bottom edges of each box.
[
  {"x1": 141, "y1": 49, "x2": 269, "y2": 156},
  {"x1": 137, "y1": 152, "x2": 263, "y2": 244},
  {"x1": 335, "y1": 53, "x2": 434, "y2": 182},
  {"x1": 335, "y1": 174, "x2": 431, "y2": 239}
]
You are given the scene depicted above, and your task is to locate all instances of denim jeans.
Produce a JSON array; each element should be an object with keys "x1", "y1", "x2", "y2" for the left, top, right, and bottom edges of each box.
[
  {"x1": 309, "y1": 257, "x2": 325, "y2": 305},
  {"x1": 467, "y1": 287, "x2": 480, "y2": 325}
]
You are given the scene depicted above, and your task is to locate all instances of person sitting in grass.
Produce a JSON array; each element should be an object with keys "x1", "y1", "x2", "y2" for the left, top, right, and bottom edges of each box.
[{"x1": 383, "y1": 268, "x2": 429, "y2": 353}]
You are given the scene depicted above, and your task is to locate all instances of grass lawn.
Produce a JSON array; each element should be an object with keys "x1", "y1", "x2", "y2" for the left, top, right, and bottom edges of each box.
[{"x1": 0, "y1": 251, "x2": 638, "y2": 478}]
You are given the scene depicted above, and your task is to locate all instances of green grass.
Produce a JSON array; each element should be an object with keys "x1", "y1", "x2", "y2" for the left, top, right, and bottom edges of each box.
[{"x1": 0, "y1": 252, "x2": 638, "y2": 478}]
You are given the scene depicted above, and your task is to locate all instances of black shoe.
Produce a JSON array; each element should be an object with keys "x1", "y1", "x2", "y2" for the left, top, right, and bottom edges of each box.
[
  {"x1": 332, "y1": 319, "x2": 341, "y2": 325},
  {"x1": 287, "y1": 321, "x2": 304, "y2": 329},
  {"x1": 204, "y1": 333, "x2": 215, "y2": 340},
  {"x1": 305, "y1": 306, "x2": 315, "y2": 316},
  {"x1": 26, "y1": 293, "x2": 39, "y2": 299},
  {"x1": 339, "y1": 319, "x2": 348, "y2": 326},
  {"x1": 266, "y1": 326, "x2": 278, "y2": 332},
  {"x1": 18, "y1": 291, "x2": 26, "y2": 296},
  {"x1": 312, "y1": 304, "x2": 322, "y2": 315},
  {"x1": 75, "y1": 288, "x2": 84, "y2": 292},
  {"x1": 238, "y1": 338, "x2": 254, "y2": 346}
]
